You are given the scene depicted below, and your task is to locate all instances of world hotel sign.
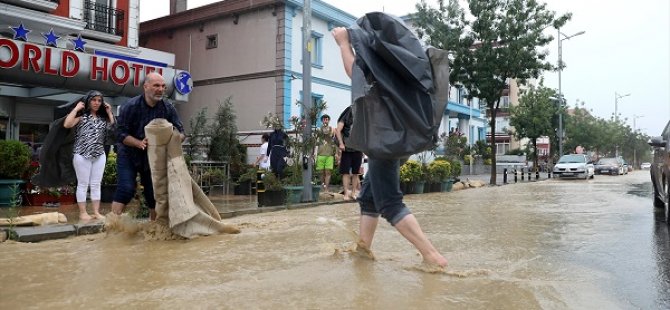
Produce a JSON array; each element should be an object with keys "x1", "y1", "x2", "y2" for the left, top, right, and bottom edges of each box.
[{"x1": 0, "y1": 24, "x2": 192, "y2": 99}]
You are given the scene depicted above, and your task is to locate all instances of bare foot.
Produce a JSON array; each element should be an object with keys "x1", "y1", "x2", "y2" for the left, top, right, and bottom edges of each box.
[
  {"x1": 353, "y1": 241, "x2": 376, "y2": 260},
  {"x1": 79, "y1": 213, "x2": 92, "y2": 221},
  {"x1": 423, "y1": 253, "x2": 448, "y2": 268},
  {"x1": 92, "y1": 213, "x2": 105, "y2": 220},
  {"x1": 343, "y1": 193, "x2": 353, "y2": 201}
]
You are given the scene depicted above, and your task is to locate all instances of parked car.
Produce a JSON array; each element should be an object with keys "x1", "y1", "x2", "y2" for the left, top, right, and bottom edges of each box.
[
  {"x1": 621, "y1": 158, "x2": 631, "y2": 174},
  {"x1": 594, "y1": 157, "x2": 624, "y2": 175},
  {"x1": 553, "y1": 154, "x2": 595, "y2": 180},
  {"x1": 641, "y1": 162, "x2": 652, "y2": 169},
  {"x1": 649, "y1": 120, "x2": 670, "y2": 222}
]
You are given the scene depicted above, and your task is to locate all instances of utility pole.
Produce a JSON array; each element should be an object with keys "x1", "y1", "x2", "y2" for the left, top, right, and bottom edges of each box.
[
  {"x1": 614, "y1": 92, "x2": 630, "y2": 157},
  {"x1": 301, "y1": 0, "x2": 313, "y2": 202},
  {"x1": 556, "y1": 29, "x2": 585, "y2": 158}
]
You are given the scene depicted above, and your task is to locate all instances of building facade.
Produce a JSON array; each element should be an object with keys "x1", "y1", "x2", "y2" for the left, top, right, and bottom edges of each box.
[
  {"x1": 139, "y1": 0, "x2": 356, "y2": 162},
  {"x1": 0, "y1": 0, "x2": 190, "y2": 144}
]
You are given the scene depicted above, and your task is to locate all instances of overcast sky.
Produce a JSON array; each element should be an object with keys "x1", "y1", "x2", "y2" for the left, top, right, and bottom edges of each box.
[{"x1": 140, "y1": 0, "x2": 670, "y2": 136}]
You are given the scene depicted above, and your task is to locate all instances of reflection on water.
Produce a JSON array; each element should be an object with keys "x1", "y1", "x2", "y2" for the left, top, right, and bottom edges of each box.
[{"x1": 0, "y1": 172, "x2": 668, "y2": 309}]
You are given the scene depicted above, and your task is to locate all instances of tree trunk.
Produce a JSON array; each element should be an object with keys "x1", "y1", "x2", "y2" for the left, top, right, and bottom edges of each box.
[
  {"x1": 489, "y1": 108, "x2": 498, "y2": 185},
  {"x1": 532, "y1": 138, "x2": 538, "y2": 172}
]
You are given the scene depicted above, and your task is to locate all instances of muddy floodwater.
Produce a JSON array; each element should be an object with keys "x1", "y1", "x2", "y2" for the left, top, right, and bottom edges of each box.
[{"x1": 1, "y1": 171, "x2": 668, "y2": 309}]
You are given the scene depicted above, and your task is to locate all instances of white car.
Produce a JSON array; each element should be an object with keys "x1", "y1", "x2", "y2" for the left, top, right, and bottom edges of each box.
[
  {"x1": 553, "y1": 154, "x2": 595, "y2": 180},
  {"x1": 640, "y1": 162, "x2": 652, "y2": 170}
]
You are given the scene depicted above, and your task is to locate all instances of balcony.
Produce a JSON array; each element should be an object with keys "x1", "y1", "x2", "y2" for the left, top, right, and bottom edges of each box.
[
  {"x1": 1, "y1": 0, "x2": 58, "y2": 12},
  {"x1": 82, "y1": 0, "x2": 124, "y2": 40}
]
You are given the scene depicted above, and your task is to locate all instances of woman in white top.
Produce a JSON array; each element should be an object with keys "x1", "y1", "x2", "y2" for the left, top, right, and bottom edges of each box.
[
  {"x1": 255, "y1": 133, "x2": 271, "y2": 170},
  {"x1": 63, "y1": 90, "x2": 115, "y2": 221}
]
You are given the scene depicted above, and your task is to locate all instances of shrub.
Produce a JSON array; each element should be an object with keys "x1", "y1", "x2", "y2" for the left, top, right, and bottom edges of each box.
[
  {"x1": 102, "y1": 151, "x2": 117, "y2": 185},
  {"x1": 0, "y1": 140, "x2": 31, "y2": 179},
  {"x1": 399, "y1": 160, "x2": 423, "y2": 182},
  {"x1": 428, "y1": 160, "x2": 452, "y2": 182},
  {"x1": 449, "y1": 159, "x2": 462, "y2": 178}
]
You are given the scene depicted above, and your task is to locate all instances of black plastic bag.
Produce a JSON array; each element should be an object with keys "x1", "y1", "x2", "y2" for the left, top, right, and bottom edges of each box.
[{"x1": 346, "y1": 12, "x2": 449, "y2": 159}]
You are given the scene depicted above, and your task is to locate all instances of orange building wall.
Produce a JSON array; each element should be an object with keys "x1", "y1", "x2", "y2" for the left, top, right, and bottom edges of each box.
[
  {"x1": 117, "y1": 0, "x2": 129, "y2": 47},
  {"x1": 52, "y1": 0, "x2": 70, "y2": 17}
]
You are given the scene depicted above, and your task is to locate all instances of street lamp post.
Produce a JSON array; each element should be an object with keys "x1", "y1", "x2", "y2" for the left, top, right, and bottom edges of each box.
[
  {"x1": 557, "y1": 29, "x2": 585, "y2": 157},
  {"x1": 614, "y1": 92, "x2": 630, "y2": 157},
  {"x1": 633, "y1": 114, "x2": 643, "y2": 169}
]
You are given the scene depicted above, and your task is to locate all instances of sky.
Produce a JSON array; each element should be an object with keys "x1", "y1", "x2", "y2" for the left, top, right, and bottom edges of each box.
[{"x1": 139, "y1": 0, "x2": 670, "y2": 136}]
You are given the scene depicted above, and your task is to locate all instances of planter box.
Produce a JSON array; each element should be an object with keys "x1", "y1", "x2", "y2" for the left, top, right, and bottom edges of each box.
[
  {"x1": 23, "y1": 193, "x2": 75, "y2": 206},
  {"x1": 0, "y1": 179, "x2": 24, "y2": 207},
  {"x1": 257, "y1": 190, "x2": 285, "y2": 207},
  {"x1": 234, "y1": 181, "x2": 254, "y2": 195}
]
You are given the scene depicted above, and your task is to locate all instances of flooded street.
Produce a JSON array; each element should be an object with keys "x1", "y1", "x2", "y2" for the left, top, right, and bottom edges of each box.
[{"x1": 1, "y1": 171, "x2": 668, "y2": 309}]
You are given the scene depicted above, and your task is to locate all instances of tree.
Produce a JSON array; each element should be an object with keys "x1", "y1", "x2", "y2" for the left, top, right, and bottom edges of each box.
[
  {"x1": 414, "y1": 0, "x2": 571, "y2": 184},
  {"x1": 209, "y1": 97, "x2": 242, "y2": 168},
  {"x1": 509, "y1": 85, "x2": 557, "y2": 169}
]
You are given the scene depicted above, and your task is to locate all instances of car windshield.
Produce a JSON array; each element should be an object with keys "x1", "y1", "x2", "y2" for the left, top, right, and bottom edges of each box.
[
  {"x1": 558, "y1": 155, "x2": 586, "y2": 164},
  {"x1": 597, "y1": 158, "x2": 619, "y2": 165}
]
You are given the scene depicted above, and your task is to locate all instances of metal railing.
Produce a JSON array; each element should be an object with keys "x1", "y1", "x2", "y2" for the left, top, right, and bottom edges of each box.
[{"x1": 83, "y1": 0, "x2": 124, "y2": 36}]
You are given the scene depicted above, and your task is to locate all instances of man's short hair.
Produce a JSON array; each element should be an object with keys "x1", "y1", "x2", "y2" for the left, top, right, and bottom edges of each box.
[{"x1": 321, "y1": 114, "x2": 330, "y2": 121}]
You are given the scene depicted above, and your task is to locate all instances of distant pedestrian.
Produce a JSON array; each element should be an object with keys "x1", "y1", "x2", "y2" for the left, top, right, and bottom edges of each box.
[
  {"x1": 267, "y1": 125, "x2": 288, "y2": 179},
  {"x1": 316, "y1": 114, "x2": 336, "y2": 192},
  {"x1": 63, "y1": 90, "x2": 115, "y2": 221},
  {"x1": 335, "y1": 107, "x2": 363, "y2": 200},
  {"x1": 255, "y1": 133, "x2": 271, "y2": 170}
]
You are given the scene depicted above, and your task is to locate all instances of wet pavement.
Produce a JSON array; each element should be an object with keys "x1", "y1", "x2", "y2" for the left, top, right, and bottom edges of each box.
[{"x1": 0, "y1": 171, "x2": 668, "y2": 309}]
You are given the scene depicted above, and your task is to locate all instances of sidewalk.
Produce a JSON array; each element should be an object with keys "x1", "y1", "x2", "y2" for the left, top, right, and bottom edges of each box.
[{"x1": 1, "y1": 175, "x2": 551, "y2": 243}]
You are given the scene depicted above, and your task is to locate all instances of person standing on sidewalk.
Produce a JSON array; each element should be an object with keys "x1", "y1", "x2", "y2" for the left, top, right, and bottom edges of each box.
[
  {"x1": 63, "y1": 90, "x2": 115, "y2": 221},
  {"x1": 315, "y1": 114, "x2": 336, "y2": 193},
  {"x1": 255, "y1": 133, "x2": 271, "y2": 170},
  {"x1": 332, "y1": 26, "x2": 447, "y2": 268},
  {"x1": 335, "y1": 107, "x2": 363, "y2": 200},
  {"x1": 111, "y1": 72, "x2": 185, "y2": 220}
]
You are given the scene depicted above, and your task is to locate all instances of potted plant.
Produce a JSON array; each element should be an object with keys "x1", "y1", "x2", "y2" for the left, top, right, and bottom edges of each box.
[
  {"x1": 234, "y1": 166, "x2": 257, "y2": 195},
  {"x1": 257, "y1": 171, "x2": 285, "y2": 207},
  {"x1": 0, "y1": 140, "x2": 31, "y2": 206},
  {"x1": 428, "y1": 159, "x2": 453, "y2": 192},
  {"x1": 101, "y1": 150, "x2": 117, "y2": 202},
  {"x1": 399, "y1": 160, "x2": 424, "y2": 194}
]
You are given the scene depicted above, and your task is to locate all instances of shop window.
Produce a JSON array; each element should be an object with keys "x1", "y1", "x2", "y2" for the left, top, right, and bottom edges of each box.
[{"x1": 206, "y1": 34, "x2": 218, "y2": 49}]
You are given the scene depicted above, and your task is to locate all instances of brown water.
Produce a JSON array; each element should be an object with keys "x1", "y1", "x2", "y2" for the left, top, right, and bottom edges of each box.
[{"x1": 1, "y1": 171, "x2": 668, "y2": 309}]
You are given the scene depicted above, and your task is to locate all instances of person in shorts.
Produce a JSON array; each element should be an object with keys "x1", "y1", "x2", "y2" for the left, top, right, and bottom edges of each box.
[
  {"x1": 335, "y1": 107, "x2": 363, "y2": 200},
  {"x1": 315, "y1": 114, "x2": 336, "y2": 193}
]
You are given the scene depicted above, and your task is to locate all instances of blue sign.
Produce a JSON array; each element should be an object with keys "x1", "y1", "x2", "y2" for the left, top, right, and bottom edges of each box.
[{"x1": 174, "y1": 71, "x2": 193, "y2": 95}]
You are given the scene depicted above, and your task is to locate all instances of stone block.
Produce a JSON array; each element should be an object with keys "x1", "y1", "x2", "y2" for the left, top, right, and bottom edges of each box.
[
  {"x1": 13, "y1": 225, "x2": 76, "y2": 242},
  {"x1": 74, "y1": 222, "x2": 104, "y2": 235}
]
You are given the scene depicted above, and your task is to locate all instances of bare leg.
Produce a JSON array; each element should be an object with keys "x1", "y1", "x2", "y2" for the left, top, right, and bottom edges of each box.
[
  {"x1": 91, "y1": 200, "x2": 104, "y2": 219},
  {"x1": 394, "y1": 214, "x2": 447, "y2": 267},
  {"x1": 111, "y1": 201, "x2": 125, "y2": 215},
  {"x1": 359, "y1": 214, "x2": 379, "y2": 249},
  {"x1": 342, "y1": 174, "x2": 351, "y2": 200},
  {"x1": 78, "y1": 202, "x2": 92, "y2": 221},
  {"x1": 150, "y1": 209, "x2": 157, "y2": 221},
  {"x1": 324, "y1": 170, "x2": 332, "y2": 192},
  {"x1": 351, "y1": 175, "x2": 361, "y2": 199}
]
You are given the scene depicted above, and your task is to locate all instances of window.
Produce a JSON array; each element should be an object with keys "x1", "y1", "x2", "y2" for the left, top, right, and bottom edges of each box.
[
  {"x1": 496, "y1": 143, "x2": 510, "y2": 155},
  {"x1": 500, "y1": 96, "x2": 510, "y2": 109},
  {"x1": 83, "y1": 0, "x2": 125, "y2": 36},
  {"x1": 206, "y1": 34, "x2": 218, "y2": 49},
  {"x1": 303, "y1": 31, "x2": 323, "y2": 68}
]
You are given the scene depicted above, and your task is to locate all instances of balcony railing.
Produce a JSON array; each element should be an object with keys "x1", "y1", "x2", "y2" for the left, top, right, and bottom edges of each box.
[{"x1": 83, "y1": 0, "x2": 124, "y2": 36}]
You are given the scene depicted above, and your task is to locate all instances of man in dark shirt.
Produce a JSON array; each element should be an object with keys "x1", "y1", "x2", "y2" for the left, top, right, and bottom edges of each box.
[
  {"x1": 335, "y1": 106, "x2": 363, "y2": 200},
  {"x1": 111, "y1": 72, "x2": 185, "y2": 220}
]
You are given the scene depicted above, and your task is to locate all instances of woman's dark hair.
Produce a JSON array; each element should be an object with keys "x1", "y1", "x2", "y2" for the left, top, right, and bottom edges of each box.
[{"x1": 82, "y1": 90, "x2": 111, "y2": 122}]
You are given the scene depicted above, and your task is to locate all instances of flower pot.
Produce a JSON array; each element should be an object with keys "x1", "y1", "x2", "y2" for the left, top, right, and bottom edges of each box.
[
  {"x1": 0, "y1": 179, "x2": 25, "y2": 206},
  {"x1": 413, "y1": 181, "x2": 425, "y2": 194},
  {"x1": 23, "y1": 192, "x2": 59, "y2": 206},
  {"x1": 101, "y1": 184, "x2": 117, "y2": 203},
  {"x1": 441, "y1": 180, "x2": 454, "y2": 192},
  {"x1": 283, "y1": 185, "x2": 303, "y2": 204},
  {"x1": 58, "y1": 194, "x2": 76, "y2": 205},
  {"x1": 311, "y1": 185, "x2": 321, "y2": 202},
  {"x1": 257, "y1": 190, "x2": 285, "y2": 207},
  {"x1": 234, "y1": 180, "x2": 254, "y2": 195}
]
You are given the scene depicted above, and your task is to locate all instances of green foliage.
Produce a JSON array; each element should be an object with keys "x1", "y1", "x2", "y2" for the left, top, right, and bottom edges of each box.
[
  {"x1": 400, "y1": 160, "x2": 424, "y2": 183},
  {"x1": 483, "y1": 158, "x2": 492, "y2": 165},
  {"x1": 261, "y1": 171, "x2": 283, "y2": 191},
  {"x1": 102, "y1": 150, "x2": 117, "y2": 185},
  {"x1": 188, "y1": 107, "x2": 209, "y2": 159},
  {"x1": 427, "y1": 160, "x2": 452, "y2": 182},
  {"x1": 0, "y1": 140, "x2": 31, "y2": 179},
  {"x1": 414, "y1": 0, "x2": 571, "y2": 183},
  {"x1": 444, "y1": 133, "x2": 467, "y2": 160},
  {"x1": 237, "y1": 167, "x2": 257, "y2": 183},
  {"x1": 209, "y1": 97, "x2": 241, "y2": 163},
  {"x1": 449, "y1": 159, "x2": 462, "y2": 178},
  {"x1": 6, "y1": 183, "x2": 21, "y2": 240},
  {"x1": 509, "y1": 84, "x2": 558, "y2": 166}
]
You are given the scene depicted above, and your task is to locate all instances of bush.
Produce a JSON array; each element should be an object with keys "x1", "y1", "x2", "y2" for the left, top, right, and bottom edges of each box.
[
  {"x1": 484, "y1": 158, "x2": 492, "y2": 165},
  {"x1": 400, "y1": 160, "x2": 423, "y2": 182},
  {"x1": 261, "y1": 171, "x2": 283, "y2": 191},
  {"x1": 427, "y1": 160, "x2": 452, "y2": 182},
  {"x1": 0, "y1": 140, "x2": 31, "y2": 179},
  {"x1": 102, "y1": 151, "x2": 117, "y2": 185},
  {"x1": 449, "y1": 159, "x2": 462, "y2": 179}
]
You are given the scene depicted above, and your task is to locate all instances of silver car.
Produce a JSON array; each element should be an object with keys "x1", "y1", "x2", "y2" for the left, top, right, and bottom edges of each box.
[
  {"x1": 553, "y1": 154, "x2": 595, "y2": 180},
  {"x1": 649, "y1": 121, "x2": 670, "y2": 221}
]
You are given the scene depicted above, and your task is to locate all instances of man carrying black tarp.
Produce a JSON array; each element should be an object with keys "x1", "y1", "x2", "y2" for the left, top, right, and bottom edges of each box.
[{"x1": 331, "y1": 12, "x2": 447, "y2": 269}]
